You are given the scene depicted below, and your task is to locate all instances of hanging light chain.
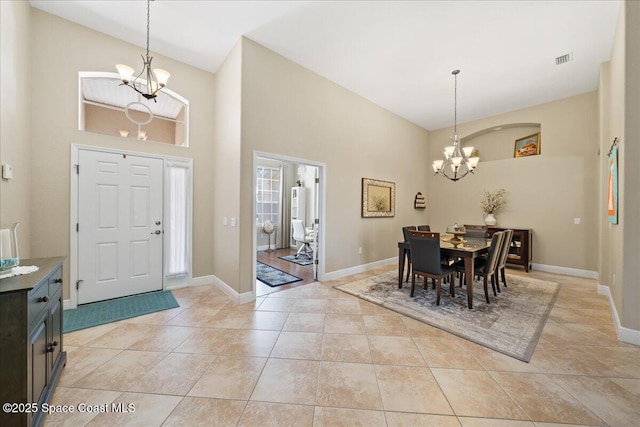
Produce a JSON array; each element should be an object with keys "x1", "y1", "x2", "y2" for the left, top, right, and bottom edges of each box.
[
  {"x1": 431, "y1": 69, "x2": 479, "y2": 182},
  {"x1": 452, "y1": 69, "x2": 459, "y2": 135},
  {"x1": 146, "y1": 0, "x2": 151, "y2": 58}
]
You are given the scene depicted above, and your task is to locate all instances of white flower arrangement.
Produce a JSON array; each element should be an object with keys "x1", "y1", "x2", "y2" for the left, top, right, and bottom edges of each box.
[{"x1": 480, "y1": 189, "x2": 506, "y2": 214}]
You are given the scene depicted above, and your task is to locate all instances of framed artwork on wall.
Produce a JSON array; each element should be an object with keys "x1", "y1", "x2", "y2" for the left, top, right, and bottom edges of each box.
[
  {"x1": 362, "y1": 178, "x2": 395, "y2": 218},
  {"x1": 607, "y1": 139, "x2": 619, "y2": 224},
  {"x1": 514, "y1": 132, "x2": 541, "y2": 158}
]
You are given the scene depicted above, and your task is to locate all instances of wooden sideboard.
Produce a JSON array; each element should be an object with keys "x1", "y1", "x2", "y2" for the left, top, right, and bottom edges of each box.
[
  {"x1": 0, "y1": 257, "x2": 67, "y2": 427},
  {"x1": 488, "y1": 227, "x2": 532, "y2": 272}
]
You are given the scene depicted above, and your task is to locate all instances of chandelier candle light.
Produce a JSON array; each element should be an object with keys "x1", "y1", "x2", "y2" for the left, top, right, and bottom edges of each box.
[
  {"x1": 116, "y1": 0, "x2": 170, "y2": 101},
  {"x1": 432, "y1": 70, "x2": 479, "y2": 181}
]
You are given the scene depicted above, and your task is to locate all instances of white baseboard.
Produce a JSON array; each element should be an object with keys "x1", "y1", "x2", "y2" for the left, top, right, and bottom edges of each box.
[
  {"x1": 323, "y1": 257, "x2": 397, "y2": 281},
  {"x1": 532, "y1": 263, "x2": 599, "y2": 280},
  {"x1": 63, "y1": 274, "x2": 252, "y2": 310},
  {"x1": 597, "y1": 283, "x2": 640, "y2": 346},
  {"x1": 190, "y1": 274, "x2": 253, "y2": 305}
]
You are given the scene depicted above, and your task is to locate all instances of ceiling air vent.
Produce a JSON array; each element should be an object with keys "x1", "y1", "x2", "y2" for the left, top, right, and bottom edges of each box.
[{"x1": 555, "y1": 53, "x2": 573, "y2": 65}]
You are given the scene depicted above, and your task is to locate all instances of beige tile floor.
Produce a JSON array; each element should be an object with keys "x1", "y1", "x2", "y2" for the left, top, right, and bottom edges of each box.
[{"x1": 45, "y1": 266, "x2": 640, "y2": 426}]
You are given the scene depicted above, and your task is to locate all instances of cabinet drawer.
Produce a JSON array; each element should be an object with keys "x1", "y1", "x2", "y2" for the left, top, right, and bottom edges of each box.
[
  {"x1": 49, "y1": 266, "x2": 63, "y2": 295},
  {"x1": 28, "y1": 281, "x2": 50, "y2": 327}
]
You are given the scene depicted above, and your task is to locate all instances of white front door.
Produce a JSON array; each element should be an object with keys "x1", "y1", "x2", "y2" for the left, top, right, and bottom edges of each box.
[{"x1": 78, "y1": 150, "x2": 164, "y2": 304}]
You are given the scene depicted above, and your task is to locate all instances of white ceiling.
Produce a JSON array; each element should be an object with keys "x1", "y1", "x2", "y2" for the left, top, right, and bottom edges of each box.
[{"x1": 30, "y1": 0, "x2": 620, "y2": 131}]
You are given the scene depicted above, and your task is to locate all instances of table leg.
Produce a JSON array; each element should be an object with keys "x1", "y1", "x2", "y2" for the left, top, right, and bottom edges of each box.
[
  {"x1": 398, "y1": 247, "x2": 405, "y2": 288},
  {"x1": 464, "y1": 256, "x2": 474, "y2": 309}
]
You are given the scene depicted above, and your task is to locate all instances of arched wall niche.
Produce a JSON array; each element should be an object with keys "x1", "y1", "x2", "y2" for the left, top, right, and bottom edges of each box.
[{"x1": 461, "y1": 122, "x2": 541, "y2": 162}]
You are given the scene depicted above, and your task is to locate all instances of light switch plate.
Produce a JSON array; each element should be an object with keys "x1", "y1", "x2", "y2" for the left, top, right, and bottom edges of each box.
[{"x1": 2, "y1": 164, "x2": 13, "y2": 180}]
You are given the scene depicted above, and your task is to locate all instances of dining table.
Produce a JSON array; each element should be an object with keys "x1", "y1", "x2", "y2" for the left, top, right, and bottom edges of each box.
[{"x1": 398, "y1": 236, "x2": 491, "y2": 309}]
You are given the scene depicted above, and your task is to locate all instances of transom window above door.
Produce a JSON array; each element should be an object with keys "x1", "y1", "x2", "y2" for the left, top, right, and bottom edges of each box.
[{"x1": 78, "y1": 72, "x2": 189, "y2": 147}]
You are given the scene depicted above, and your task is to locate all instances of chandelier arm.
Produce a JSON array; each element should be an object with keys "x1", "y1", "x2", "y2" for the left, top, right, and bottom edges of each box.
[{"x1": 434, "y1": 162, "x2": 474, "y2": 182}]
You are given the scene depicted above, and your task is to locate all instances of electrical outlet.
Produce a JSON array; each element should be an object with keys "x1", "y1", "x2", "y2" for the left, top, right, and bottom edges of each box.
[
  {"x1": 223, "y1": 217, "x2": 228, "y2": 226},
  {"x1": 358, "y1": 247, "x2": 363, "y2": 254},
  {"x1": 573, "y1": 217, "x2": 581, "y2": 225},
  {"x1": 231, "y1": 217, "x2": 237, "y2": 227}
]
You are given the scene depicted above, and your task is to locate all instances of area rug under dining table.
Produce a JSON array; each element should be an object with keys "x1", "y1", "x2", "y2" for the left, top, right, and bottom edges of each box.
[{"x1": 335, "y1": 271, "x2": 559, "y2": 362}]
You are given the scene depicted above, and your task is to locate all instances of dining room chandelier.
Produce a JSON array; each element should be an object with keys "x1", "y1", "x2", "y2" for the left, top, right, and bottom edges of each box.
[
  {"x1": 432, "y1": 69, "x2": 479, "y2": 182},
  {"x1": 115, "y1": 0, "x2": 170, "y2": 101}
]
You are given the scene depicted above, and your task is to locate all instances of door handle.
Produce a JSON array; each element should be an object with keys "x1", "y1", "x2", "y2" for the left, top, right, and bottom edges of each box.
[{"x1": 151, "y1": 230, "x2": 162, "y2": 235}]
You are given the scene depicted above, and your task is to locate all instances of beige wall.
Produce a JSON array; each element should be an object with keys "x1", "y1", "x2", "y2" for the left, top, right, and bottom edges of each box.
[
  {"x1": 211, "y1": 41, "x2": 242, "y2": 291},
  {"x1": 428, "y1": 92, "x2": 599, "y2": 272},
  {"x1": 1, "y1": 0, "x2": 32, "y2": 258},
  {"x1": 25, "y1": 9, "x2": 216, "y2": 298},
  {"x1": 239, "y1": 38, "x2": 431, "y2": 293},
  {"x1": 599, "y1": 1, "x2": 640, "y2": 331}
]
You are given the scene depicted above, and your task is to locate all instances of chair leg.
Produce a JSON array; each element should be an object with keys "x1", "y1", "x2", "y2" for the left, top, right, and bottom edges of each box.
[
  {"x1": 483, "y1": 276, "x2": 490, "y2": 303},
  {"x1": 449, "y1": 274, "x2": 455, "y2": 297},
  {"x1": 410, "y1": 273, "x2": 416, "y2": 297},
  {"x1": 492, "y1": 272, "x2": 498, "y2": 296},
  {"x1": 459, "y1": 273, "x2": 464, "y2": 287},
  {"x1": 436, "y1": 279, "x2": 441, "y2": 305},
  {"x1": 405, "y1": 259, "x2": 411, "y2": 283},
  {"x1": 501, "y1": 267, "x2": 507, "y2": 288}
]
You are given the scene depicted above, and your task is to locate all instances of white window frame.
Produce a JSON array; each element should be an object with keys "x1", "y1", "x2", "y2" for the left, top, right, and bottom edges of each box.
[{"x1": 256, "y1": 166, "x2": 281, "y2": 227}]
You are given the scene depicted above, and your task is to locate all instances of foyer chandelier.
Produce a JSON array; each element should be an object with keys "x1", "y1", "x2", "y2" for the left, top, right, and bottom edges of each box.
[
  {"x1": 432, "y1": 70, "x2": 479, "y2": 182},
  {"x1": 116, "y1": 0, "x2": 170, "y2": 101}
]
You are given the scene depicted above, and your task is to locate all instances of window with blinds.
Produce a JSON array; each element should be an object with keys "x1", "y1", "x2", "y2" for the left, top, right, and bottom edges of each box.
[{"x1": 256, "y1": 167, "x2": 281, "y2": 226}]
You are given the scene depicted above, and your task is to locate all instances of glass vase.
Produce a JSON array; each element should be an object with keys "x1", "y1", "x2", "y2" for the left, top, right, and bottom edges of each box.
[{"x1": 0, "y1": 223, "x2": 20, "y2": 272}]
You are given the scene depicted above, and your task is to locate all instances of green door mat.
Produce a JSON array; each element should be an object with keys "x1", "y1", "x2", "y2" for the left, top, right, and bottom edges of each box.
[{"x1": 63, "y1": 290, "x2": 179, "y2": 333}]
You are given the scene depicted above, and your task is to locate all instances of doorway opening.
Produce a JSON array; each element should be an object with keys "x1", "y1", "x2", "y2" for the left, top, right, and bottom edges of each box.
[{"x1": 253, "y1": 152, "x2": 326, "y2": 297}]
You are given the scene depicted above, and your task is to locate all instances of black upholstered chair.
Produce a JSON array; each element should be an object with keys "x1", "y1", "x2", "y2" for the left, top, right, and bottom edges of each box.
[
  {"x1": 408, "y1": 232, "x2": 455, "y2": 305},
  {"x1": 401, "y1": 226, "x2": 418, "y2": 282}
]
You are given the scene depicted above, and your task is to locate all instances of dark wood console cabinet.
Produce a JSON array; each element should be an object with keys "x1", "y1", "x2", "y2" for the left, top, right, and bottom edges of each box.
[
  {"x1": 0, "y1": 257, "x2": 67, "y2": 427},
  {"x1": 488, "y1": 227, "x2": 532, "y2": 272}
]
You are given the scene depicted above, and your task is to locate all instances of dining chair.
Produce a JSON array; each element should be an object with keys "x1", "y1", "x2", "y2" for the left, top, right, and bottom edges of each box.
[
  {"x1": 494, "y1": 228, "x2": 514, "y2": 292},
  {"x1": 403, "y1": 229, "x2": 449, "y2": 284},
  {"x1": 463, "y1": 224, "x2": 488, "y2": 239},
  {"x1": 407, "y1": 232, "x2": 455, "y2": 304},
  {"x1": 455, "y1": 231, "x2": 504, "y2": 304},
  {"x1": 407, "y1": 230, "x2": 437, "y2": 239},
  {"x1": 401, "y1": 226, "x2": 418, "y2": 282}
]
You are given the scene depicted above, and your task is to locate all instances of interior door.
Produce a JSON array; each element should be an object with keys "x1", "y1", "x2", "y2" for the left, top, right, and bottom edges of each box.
[
  {"x1": 312, "y1": 168, "x2": 319, "y2": 280},
  {"x1": 78, "y1": 150, "x2": 163, "y2": 304}
]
